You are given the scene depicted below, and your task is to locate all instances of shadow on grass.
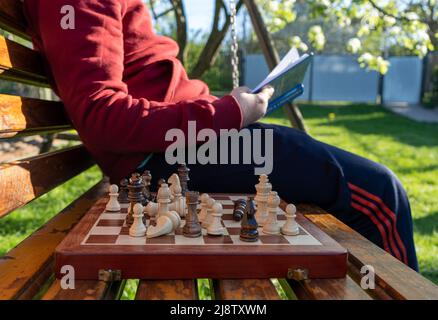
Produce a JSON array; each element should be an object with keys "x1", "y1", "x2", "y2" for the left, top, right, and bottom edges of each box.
[{"x1": 413, "y1": 211, "x2": 438, "y2": 236}]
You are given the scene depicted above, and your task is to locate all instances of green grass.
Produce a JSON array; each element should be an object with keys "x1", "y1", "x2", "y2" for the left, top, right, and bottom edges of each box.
[
  {"x1": 0, "y1": 103, "x2": 436, "y2": 300},
  {"x1": 263, "y1": 103, "x2": 438, "y2": 284}
]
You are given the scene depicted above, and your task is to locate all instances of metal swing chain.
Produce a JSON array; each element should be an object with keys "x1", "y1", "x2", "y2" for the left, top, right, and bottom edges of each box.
[{"x1": 229, "y1": 0, "x2": 239, "y2": 89}]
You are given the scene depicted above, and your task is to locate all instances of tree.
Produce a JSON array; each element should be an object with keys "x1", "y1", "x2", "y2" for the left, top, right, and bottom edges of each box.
[{"x1": 257, "y1": 0, "x2": 437, "y2": 74}]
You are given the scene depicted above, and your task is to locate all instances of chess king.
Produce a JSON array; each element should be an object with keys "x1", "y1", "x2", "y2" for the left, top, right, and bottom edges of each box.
[{"x1": 25, "y1": 0, "x2": 418, "y2": 270}]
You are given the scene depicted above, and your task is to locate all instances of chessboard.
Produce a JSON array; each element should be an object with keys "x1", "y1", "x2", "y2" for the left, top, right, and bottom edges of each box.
[{"x1": 55, "y1": 193, "x2": 347, "y2": 280}]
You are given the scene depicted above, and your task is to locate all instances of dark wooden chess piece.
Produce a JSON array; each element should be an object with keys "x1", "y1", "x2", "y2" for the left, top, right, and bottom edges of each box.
[
  {"x1": 177, "y1": 164, "x2": 190, "y2": 196},
  {"x1": 233, "y1": 199, "x2": 246, "y2": 221},
  {"x1": 183, "y1": 191, "x2": 202, "y2": 238},
  {"x1": 126, "y1": 173, "x2": 144, "y2": 226},
  {"x1": 240, "y1": 198, "x2": 259, "y2": 242},
  {"x1": 141, "y1": 170, "x2": 152, "y2": 204},
  {"x1": 118, "y1": 178, "x2": 129, "y2": 203}
]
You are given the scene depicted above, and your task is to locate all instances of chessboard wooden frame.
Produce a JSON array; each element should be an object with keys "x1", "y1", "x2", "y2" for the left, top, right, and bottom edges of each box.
[{"x1": 55, "y1": 193, "x2": 348, "y2": 280}]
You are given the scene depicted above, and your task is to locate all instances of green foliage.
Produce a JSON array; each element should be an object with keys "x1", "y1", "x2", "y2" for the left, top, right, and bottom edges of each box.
[{"x1": 423, "y1": 64, "x2": 438, "y2": 109}]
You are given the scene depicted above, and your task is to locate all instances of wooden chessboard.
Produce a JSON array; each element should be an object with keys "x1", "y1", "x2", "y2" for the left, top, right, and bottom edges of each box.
[{"x1": 55, "y1": 194, "x2": 348, "y2": 280}]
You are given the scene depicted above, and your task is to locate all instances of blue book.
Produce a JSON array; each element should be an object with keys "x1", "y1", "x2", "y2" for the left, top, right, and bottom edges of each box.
[{"x1": 251, "y1": 48, "x2": 313, "y2": 115}]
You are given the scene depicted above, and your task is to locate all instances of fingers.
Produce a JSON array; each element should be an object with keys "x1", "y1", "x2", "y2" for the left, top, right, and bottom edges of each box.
[
  {"x1": 259, "y1": 85, "x2": 275, "y2": 100},
  {"x1": 230, "y1": 86, "x2": 251, "y2": 96}
]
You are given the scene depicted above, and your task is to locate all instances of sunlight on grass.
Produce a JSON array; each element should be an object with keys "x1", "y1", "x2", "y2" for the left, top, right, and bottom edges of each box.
[{"x1": 264, "y1": 103, "x2": 438, "y2": 284}]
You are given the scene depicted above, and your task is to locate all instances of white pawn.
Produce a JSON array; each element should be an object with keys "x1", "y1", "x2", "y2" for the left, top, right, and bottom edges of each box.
[
  {"x1": 281, "y1": 204, "x2": 299, "y2": 236},
  {"x1": 207, "y1": 202, "x2": 225, "y2": 236},
  {"x1": 106, "y1": 184, "x2": 121, "y2": 212},
  {"x1": 255, "y1": 174, "x2": 272, "y2": 226},
  {"x1": 129, "y1": 203, "x2": 147, "y2": 237},
  {"x1": 203, "y1": 197, "x2": 216, "y2": 228},
  {"x1": 198, "y1": 194, "x2": 210, "y2": 224},
  {"x1": 263, "y1": 191, "x2": 281, "y2": 235}
]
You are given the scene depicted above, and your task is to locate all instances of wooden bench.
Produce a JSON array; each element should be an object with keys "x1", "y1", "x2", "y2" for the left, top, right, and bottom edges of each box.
[{"x1": 1, "y1": 0, "x2": 437, "y2": 300}]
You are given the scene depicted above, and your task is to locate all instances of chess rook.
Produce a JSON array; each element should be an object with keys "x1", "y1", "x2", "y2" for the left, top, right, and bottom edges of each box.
[
  {"x1": 263, "y1": 191, "x2": 281, "y2": 235},
  {"x1": 126, "y1": 173, "x2": 145, "y2": 226},
  {"x1": 106, "y1": 184, "x2": 121, "y2": 212},
  {"x1": 183, "y1": 191, "x2": 202, "y2": 237},
  {"x1": 129, "y1": 203, "x2": 147, "y2": 237}
]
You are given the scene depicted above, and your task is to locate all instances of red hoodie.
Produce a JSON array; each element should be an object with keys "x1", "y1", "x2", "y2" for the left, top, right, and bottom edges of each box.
[{"x1": 24, "y1": 0, "x2": 243, "y2": 181}]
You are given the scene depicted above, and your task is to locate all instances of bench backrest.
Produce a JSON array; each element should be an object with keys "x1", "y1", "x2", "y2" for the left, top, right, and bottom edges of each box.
[{"x1": 0, "y1": 0, "x2": 94, "y2": 219}]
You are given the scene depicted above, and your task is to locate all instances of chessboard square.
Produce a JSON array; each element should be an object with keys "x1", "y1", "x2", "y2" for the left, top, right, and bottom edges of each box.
[
  {"x1": 223, "y1": 208, "x2": 233, "y2": 214},
  {"x1": 100, "y1": 213, "x2": 126, "y2": 220},
  {"x1": 230, "y1": 235, "x2": 262, "y2": 245},
  {"x1": 174, "y1": 235, "x2": 205, "y2": 245},
  {"x1": 89, "y1": 226, "x2": 122, "y2": 235},
  {"x1": 222, "y1": 204, "x2": 234, "y2": 210},
  {"x1": 85, "y1": 235, "x2": 118, "y2": 244},
  {"x1": 222, "y1": 214, "x2": 234, "y2": 221},
  {"x1": 259, "y1": 235, "x2": 289, "y2": 244},
  {"x1": 277, "y1": 215, "x2": 287, "y2": 221},
  {"x1": 116, "y1": 235, "x2": 147, "y2": 245},
  {"x1": 211, "y1": 195, "x2": 229, "y2": 200},
  {"x1": 285, "y1": 235, "x2": 321, "y2": 245},
  {"x1": 120, "y1": 207, "x2": 129, "y2": 213},
  {"x1": 223, "y1": 220, "x2": 242, "y2": 228},
  {"x1": 203, "y1": 235, "x2": 233, "y2": 244},
  {"x1": 174, "y1": 227, "x2": 184, "y2": 235},
  {"x1": 120, "y1": 226, "x2": 130, "y2": 235},
  {"x1": 226, "y1": 227, "x2": 241, "y2": 235},
  {"x1": 146, "y1": 235, "x2": 175, "y2": 244},
  {"x1": 228, "y1": 195, "x2": 248, "y2": 201},
  {"x1": 97, "y1": 219, "x2": 125, "y2": 227},
  {"x1": 219, "y1": 200, "x2": 234, "y2": 205}
]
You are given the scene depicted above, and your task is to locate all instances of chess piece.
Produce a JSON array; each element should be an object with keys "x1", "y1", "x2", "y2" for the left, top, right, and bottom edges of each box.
[
  {"x1": 263, "y1": 191, "x2": 281, "y2": 235},
  {"x1": 146, "y1": 215, "x2": 173, "y2": 238},
  {"x1": 129, "y1": 203, "x2": 147, "y2": 237},
  {"x1": 141, "y1": 170, "x2": 152, "y2": 203},
  {"x1": 255, "y1": 174, "x2": 271, "y2": 226},
  {"x1": 157, "y1": 183, "x2": 172, "y2": 217},
  {"x1": 168, "y1": 174, "x2": 186, "y2": 217},
  {"x1": 183, "y1": 191, "x2": 202, "y2": 237},
  {"x1": 145, "y1": 201, "x2": 158, "y2": 226},
  {"x1": 207, "y1": 202, "x2": 225, "y2": 236},
  {"x1": 233, "y1": 199, "x2": 246, "y2": 221},
  {"x1": 118, "y1": 178, "x2": 129, "y2": 203},
  {"x1": 106, "y1": 184, "x2": 121, "y2": 212},
  {"x1": 126, "y1": 173, "x2": 144, "y2": 226},
  {"x1": 203, "y1": 197, "x2": 216, "y2": 228},
  {"x1": 177, "y1": 164, "x2": 190, "y2": 196},
  {"x1": 240, "y1": 198, "x2": 259, "y2": 242},
  {"x1": 281, "y1": 204, "x2": 299, "y2": 236},
  {"x1": 198, "y1": 194, "x2": 210, "y2": 223},
  {"x1": 157, "y1": 178, "x2": 166, "y2": 191}
]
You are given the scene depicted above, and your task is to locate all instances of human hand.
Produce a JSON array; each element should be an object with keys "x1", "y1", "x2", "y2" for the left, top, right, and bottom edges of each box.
[{"x1": 230, "y1": 85, "x2": 275, "y2": 128}]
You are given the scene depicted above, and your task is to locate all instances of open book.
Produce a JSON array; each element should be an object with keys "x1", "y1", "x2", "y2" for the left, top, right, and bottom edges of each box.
[{"x1": 251, "y1": 48, "x2": 312, "y2": 114}]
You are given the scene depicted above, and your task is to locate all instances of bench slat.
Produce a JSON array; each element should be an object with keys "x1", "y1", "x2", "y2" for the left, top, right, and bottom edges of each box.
[
  {"x1": 0, "y1": 94, "x2": 70, "y2": 138},
  {"x1": 42, "y1": 279, "x2": 123, "y2": 300},
  {"x1": 0, "y1": 0, "x2": 30, "y2": 40},
  {"x1": 135, "y1": 280, "x2": 198, "y2": 300},
  {"x1": 0, "y1": 36, "x2": 49, "y2": 87},
  {"x1": 0, "y1": 180, "x2": 106, "y2": 299},
  {"x1": 288, "y1": 276, "x2": 372, "y2": 300},
  {"x1": 299, "y1": 205, "x2": 438, "y2": 300},
  {"x1": 212, "y1": 280, "x2": 280, "y2": 300},
  {"x1": 0, "y1": 145, "x2": 95, "y2": 219}
]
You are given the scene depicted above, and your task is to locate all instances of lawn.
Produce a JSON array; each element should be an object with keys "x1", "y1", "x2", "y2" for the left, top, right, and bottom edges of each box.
[{"x1": 0, "y1": 103, "x2": 436, "y2": 298}]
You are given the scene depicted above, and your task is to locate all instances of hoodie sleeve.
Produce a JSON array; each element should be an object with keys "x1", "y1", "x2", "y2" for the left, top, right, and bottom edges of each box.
[{"x1": 27, "y1": 0, "x2": 242, "y2": 153}]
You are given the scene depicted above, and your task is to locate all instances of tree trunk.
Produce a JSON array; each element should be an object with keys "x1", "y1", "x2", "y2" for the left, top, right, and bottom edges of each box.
[
  {"x1": 242, "y1": 0, "x2": 307, "y2": 132},
  {"x1": 190, "y1": 0, "x2": 243, "y2": 79},
  {"x1": 170, "y1": 0, "x2": 188, "y2": 65}
]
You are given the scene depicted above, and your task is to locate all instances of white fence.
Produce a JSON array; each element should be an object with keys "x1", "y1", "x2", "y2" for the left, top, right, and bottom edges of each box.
[{"x1": 243, "y1": 54, "x2": 424, "y2": 105}]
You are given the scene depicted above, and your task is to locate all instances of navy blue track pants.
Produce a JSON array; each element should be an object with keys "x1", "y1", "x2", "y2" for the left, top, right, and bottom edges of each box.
[{"x1": 143, "y1": 123, "x2": 418, "y2": 271}]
